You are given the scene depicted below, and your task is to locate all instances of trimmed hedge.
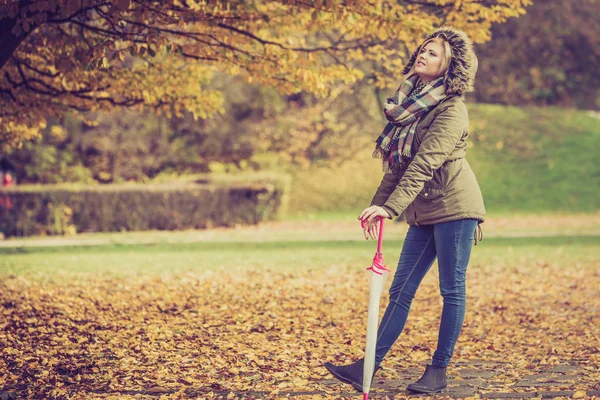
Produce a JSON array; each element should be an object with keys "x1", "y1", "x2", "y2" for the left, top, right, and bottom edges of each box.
[{"x1": 0, "y1": 180, "x2": 282, "y2": 237}]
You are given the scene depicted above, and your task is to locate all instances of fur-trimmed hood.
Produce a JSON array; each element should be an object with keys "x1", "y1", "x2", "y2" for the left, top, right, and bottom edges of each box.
[{"x1": 402, "y1": 27, "x2": 478, "y2": 96}]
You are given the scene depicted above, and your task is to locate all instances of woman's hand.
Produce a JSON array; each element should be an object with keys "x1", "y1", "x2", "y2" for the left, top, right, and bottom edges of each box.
[
  {"x1": 384, "y1": 97, "x2": 396, "y2": 111},
  {"x1": 383, "y1": 98, "x2": 397, "y2": 120},
  {"x1": 358, "y1": 206, "x2": 391, "y2": 240}
]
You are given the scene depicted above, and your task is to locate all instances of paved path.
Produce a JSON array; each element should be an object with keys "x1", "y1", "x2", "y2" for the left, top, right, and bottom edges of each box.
[
  {"x1": 1, "y1": 215, "x2": 600, "y2": 248},
  {"x1": 330, "y1": 360, "x2": 600, "y2": 399}
]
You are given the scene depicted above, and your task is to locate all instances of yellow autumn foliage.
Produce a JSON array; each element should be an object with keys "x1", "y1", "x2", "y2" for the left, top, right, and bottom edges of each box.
[{"x1": 0, "y1": 0, "x2": 531, "y2": 149}]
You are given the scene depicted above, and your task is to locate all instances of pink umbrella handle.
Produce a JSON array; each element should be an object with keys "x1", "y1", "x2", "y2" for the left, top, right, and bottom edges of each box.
[
  {"x1": 360, "y1": 217, "x2": 385, "y2": 251},
  {"x1": 376, "y1": 218, "x2": 384, "y2": 254}
]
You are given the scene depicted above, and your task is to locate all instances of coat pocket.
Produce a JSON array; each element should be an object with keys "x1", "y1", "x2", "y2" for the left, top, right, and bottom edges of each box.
[
  {"x1": 417, "y1": 182, "x2": 445, "y2": 200},
  {"x1": 417, "y1": 159, "x2": 464, "y2": 200}
]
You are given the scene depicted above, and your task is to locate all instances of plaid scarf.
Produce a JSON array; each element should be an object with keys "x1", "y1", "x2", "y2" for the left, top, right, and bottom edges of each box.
[{"x1": 373, "y1": 74, "x2": 447, "y2": 172}]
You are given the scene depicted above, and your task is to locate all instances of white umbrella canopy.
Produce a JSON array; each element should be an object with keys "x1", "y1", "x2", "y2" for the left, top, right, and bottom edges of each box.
[{"x1": 360, "y1": 217, "x2": 390, "y2": 400}]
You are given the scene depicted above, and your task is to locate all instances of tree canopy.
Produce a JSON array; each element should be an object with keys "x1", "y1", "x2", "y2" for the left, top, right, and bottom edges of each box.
[{"x1": 0, "y1": 0, "x2": 530, "y2": 149}]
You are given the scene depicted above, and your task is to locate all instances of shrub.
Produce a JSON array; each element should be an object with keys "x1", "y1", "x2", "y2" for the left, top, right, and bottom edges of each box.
[{"x1": 0, "y1": 180, "x2": 283, "y2": 237}]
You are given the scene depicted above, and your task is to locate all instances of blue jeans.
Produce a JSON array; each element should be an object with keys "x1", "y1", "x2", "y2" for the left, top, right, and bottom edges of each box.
[{"x1": 375, "y1": 219, "x2": 479, "y2": 368}]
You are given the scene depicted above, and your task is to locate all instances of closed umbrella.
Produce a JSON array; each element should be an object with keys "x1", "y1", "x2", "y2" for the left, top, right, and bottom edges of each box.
[{"x1": 360, "y1": 217, "x2": 390, "y2": 400}]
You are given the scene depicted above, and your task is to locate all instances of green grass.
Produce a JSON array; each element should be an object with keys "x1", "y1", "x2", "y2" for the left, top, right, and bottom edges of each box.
[
  {"x1": 467, "y1": 104, "x2": 600, "y2": 213},
  {"x1": 2, "y1": 235, "x2": 598, "y2": 283},
  {"x1": 287, "y1": 104, "x2": 600, "y2": 215}
]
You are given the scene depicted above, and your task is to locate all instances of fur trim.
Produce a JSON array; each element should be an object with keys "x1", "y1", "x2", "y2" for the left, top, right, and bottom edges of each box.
[{"x1": 402, "y1": 27, "x2": 478, "y2": 96}]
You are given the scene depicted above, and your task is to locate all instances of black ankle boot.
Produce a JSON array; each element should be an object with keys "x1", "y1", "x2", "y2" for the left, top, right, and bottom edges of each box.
[
  {"x1": 324, "y1": 358, "x2": 380, "y2": 392},
  {"x1": 407, "y1": 364, "x2": 447, "y2": 393}
]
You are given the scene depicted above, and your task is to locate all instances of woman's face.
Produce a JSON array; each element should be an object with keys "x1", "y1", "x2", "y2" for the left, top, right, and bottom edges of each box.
[{"x1": 414, "y1": 40, "x2": 446, "y2": 82}]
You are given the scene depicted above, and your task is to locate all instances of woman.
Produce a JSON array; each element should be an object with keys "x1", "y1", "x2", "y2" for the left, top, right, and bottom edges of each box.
[{"x1": 324, "y1": 27, "x2": 486, "y2": 394}]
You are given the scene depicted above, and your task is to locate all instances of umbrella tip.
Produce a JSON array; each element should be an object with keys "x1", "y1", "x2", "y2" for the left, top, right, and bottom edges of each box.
[{"x1": 363, "y1": 393, "x2": 369, "y2": 400}]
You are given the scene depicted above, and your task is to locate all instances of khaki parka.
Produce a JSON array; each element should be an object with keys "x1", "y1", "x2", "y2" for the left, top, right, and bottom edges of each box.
[{"x1": 370, "y1": 95, "x2": 485, "y2": 226}]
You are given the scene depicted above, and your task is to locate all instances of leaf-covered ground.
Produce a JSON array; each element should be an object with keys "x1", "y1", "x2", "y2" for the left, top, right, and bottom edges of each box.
[{"x1": 1, "y1": 223, "x2": 599, "y2": 399}]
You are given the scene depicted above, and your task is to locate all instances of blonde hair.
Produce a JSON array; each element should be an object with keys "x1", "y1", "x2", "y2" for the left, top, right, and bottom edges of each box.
[{"x1": 404, "y1": 36, "x2": 453, "y2": 82}]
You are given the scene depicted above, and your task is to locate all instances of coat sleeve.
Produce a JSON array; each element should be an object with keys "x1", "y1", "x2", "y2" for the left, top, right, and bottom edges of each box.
[
  {"x1": 382, "y1": 101, "x2": 468, "y2": 217},
  {"x1": 369, "y1": 169, "x2": 401, "y2": 211}
]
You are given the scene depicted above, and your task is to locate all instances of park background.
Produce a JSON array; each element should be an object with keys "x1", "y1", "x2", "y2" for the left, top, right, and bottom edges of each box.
[{"x1": 0, "y1": 0, "x2": 599, "y2": 399}]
